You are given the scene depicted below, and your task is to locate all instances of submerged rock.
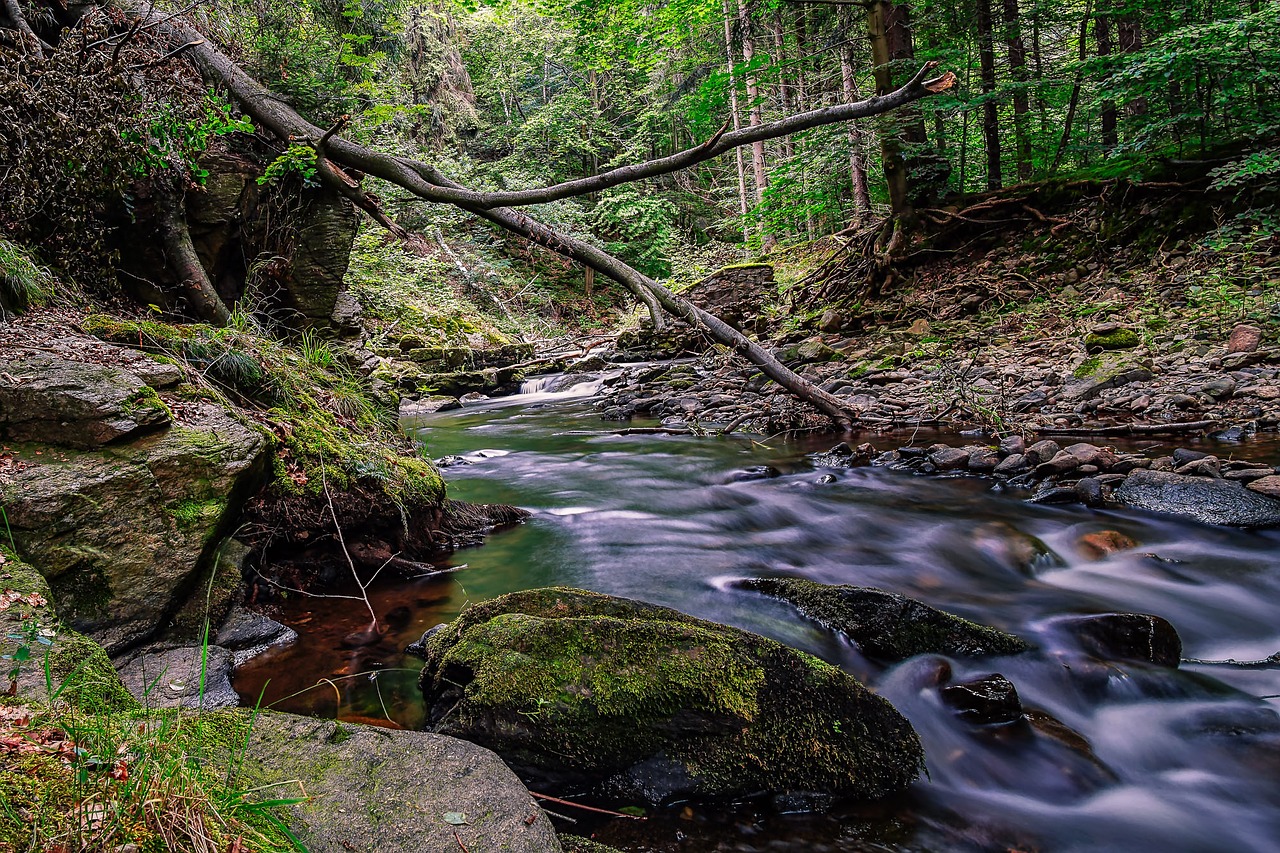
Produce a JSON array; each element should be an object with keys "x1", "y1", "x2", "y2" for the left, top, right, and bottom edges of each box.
[
  {"x1": 736, "y1": 578, "x2": 1031, "y2": 661},
  {"x1": 1116, "y1": 469, "x2": 1280, "y2": 527},
  {"x1": 940, "y1": 674, "x2": 1024, "y2": 727},
  {"x1": 418, "y1": 587, "x2": 923, "y2": 804},
  {"x1": 1047, "y1": 612, "x2": 1182, "y2": 667}
]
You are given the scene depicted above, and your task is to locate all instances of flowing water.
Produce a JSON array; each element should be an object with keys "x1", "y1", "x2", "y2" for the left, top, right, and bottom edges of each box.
[{"x1": 235, "y1": 377, "x2": 1280, "y2": 852}]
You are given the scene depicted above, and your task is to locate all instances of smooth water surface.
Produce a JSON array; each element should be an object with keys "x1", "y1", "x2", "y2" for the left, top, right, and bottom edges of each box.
[{"x1": 236, "y1": 384, "x2": 1280, "y2": 851}]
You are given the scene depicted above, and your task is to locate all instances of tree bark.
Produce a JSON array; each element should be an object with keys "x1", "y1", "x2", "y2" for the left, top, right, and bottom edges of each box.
[
  {"x1": 156, "y1": 202, "x2": 232, "y2": 326},
  {"x1": 975, "y1": 0, "x2": 1002, "y2": 190},
  {"x1": 722, "y1": 0, "x2": 752, "y2": 247},
  {"x1": 1095, "y1": 11, "x2": 1117, "y2": 150},
  {"x1": 837, "y1": 4, "x2": 872, "y2": 219},
  {"x1": 737, "y1": 0, "x2": 775, "y2": 250},
  {"x1": 1050, "y1": 0, "x2": 1095, "y2": 173},
  {"x1": 1002, "y1": 0, "x2": 1032, "y2": 182}
]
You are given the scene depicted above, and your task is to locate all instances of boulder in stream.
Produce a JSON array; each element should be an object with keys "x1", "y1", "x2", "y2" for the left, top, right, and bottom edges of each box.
[
  {"x1": 418, "y1": 587, "x2": 923, "y2": 804},
  {"x1": 1116, "y1": 469, "x2": 1280, "y2": 528},
  {"x1": 736, "y1": 577, "x2": 1031, "y2": 662}
]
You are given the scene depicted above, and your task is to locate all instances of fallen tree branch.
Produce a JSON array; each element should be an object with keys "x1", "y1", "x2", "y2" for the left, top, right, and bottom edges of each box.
[{"x1": 1035, "y1": 419, "x2": 1221, "y2": 437}]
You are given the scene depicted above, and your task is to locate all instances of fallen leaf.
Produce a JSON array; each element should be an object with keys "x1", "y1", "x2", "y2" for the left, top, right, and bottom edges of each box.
[{"x1": 443, "y1": 812, "x2": 468, "y2": 826}]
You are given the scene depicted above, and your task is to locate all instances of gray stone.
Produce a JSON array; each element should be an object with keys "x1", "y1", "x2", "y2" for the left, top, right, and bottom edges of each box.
[
  {"x1": 1024, "y1": 440, "x2": 1061, "y2": 466},
  {"x1": 993, "y1": 453, "x2": 1029, "y2": 477},
  {"x1": 967, "y1": 446, "x2": 1001, "y2": 472},
  {"x1": 398, "y1": 395, "x2": 462, "y2": 419},
  {"x1": 1037, "y1": 450, "x2": 1082, "y2": 477},
  {"x1": 1199, "y1": 377, "x2": 1236, "y2": 400},
  {"x1": 929, "y1": 445, "x2": 971, "y2": 470},
  {"x1": 117, "y1": 645, "x2": 238, "y2": 710},
  {"x1": 1116, "y1": 469, "x2": 1280, "y2": 527},
  {"x1": 0, "y1": 401, "x2": 271, "y2": 651},
  {"x1": 216, "y1": 605, "x2": 298, "y2": 652},
  {"x1": 241, "y1": 713, "x2": 562, "y2": 853},
  {"x1": 0, "y1": 354, "x2": 171, "y2": 448}
]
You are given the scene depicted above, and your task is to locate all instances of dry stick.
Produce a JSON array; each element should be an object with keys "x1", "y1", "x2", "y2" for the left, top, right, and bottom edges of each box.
[
  {"x1": 530, "y1": 792, "x2": 646, "y2": 820},
  {"x1": 319, "y1": 459, "x2": 380, "y2": 631},
  {"x1": 1036, "y1": 419, "x2": 1221, "y2": 437},
  {"x1": 453, "y1": 831, "x2": 470, "y2": 853}
]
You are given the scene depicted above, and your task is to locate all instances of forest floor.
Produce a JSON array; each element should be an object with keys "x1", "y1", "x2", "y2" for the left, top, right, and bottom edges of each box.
[{"x1": 584, "y1": 179, "x2": 1280, "y2": 442}]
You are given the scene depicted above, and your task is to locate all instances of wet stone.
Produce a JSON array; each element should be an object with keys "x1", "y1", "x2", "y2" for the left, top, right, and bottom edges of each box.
[
  {"x1": 1051, "y1": 612, "x2": 1182, "y2": 667},
  {"x1": 941, "y1": 674, "x2": 1024, "y2": 727}
]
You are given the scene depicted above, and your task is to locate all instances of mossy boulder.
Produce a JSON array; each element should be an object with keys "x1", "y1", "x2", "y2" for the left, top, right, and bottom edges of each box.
[
  {"x1": 736, "y1": 578, "x2": 1030, "y2": 662},
  {"x1": 1083, "y1": 327, "x2": 1140, "y2": 351},
  {"x1": 418, "y1": 588, "x2": 923, "y2": 804},
  {"x1": 0, "y1": 397, "x2": 270, "y2": 652}
]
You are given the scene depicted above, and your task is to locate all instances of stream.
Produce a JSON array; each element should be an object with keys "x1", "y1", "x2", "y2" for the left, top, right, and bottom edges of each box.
[{"x1": 235, "y1": 376, "x2": 1280, "y2": 852}]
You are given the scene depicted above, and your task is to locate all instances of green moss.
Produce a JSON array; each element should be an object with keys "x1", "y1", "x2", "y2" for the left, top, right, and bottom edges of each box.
[
  {"x1": 1074, "y1": 356, "x2": 1103, "y2": 378},
  {"x1": 169, "y1": 497, "x2": 228, "y2": 530},
  {"x1": 121, "y1": 384, "x2": 172, "y2": 419},
  {"x1": 421, "y1": 588, "x2": 924, "y2": 801},
  {"x1": 560, "y1": 835, "x2": 626, "y2": 853},
  {"x1": 82, "y1": 314, "x2": 201, "y2": 349},
  {"x1": 44, "y1": 629, "x2": 137, "y2": 712},
  {"x1": 1083, "y1": 328, "x2": 1140, "y2": 350}
]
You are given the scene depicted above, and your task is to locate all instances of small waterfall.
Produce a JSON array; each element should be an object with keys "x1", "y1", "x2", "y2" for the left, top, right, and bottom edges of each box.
[{"x1": 519, "y1": 374, "x2": 563, "y2": 395}]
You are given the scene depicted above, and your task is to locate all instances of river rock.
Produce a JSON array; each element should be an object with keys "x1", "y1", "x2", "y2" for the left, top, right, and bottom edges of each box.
[
  {"x1": 1246, "y1": 476, "x2": 1280, "y2": 498},
  {"x1": 808, "y1": 442, "x2": 875, "y2": 469},
  {"x1": 737, "y1": 577, "x2": 1030, "y2": 661},
  {"x1": 928, "y1": 445, "x2": 971, "y2": 470},
  {"x1": 117, "y1": 644, "x2": 238, "y2": 710},
  {"x1": 1116, "y1": 469, "x2": 1280, "y2": 527},
  {"x1": 1077, "y1": 530, "x2": 1138, "y2": 559},
  {"x1": 1227, "y1": 324, "x2": 1263, "y2": 353},
  {"x1": 0, "y1": 400, "x2": 271, "y2": 651},
  {"x1": 417, "y1": 587, "x2": 923, "y2": 803},
  {"x1": 940, "y1": 674, "x2": 1024, "y2": 727},
  {"x1": 239, "y1": 712, "x2": 563, "y2": 853},
  {"x1": 0, "y1": 354, "x2": 171, "y2": 448},
  {"x1": 398, "y1": 395, "x2": 462, "y2": 418},
  {"x1": 1048, "y1": 613, "x2": 1182, "y2": 667}
]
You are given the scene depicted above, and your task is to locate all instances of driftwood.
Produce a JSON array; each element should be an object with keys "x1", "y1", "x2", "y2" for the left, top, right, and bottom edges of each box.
[{"x1": 1035, "y1": 419, "x2": 1221, "y2": 438}]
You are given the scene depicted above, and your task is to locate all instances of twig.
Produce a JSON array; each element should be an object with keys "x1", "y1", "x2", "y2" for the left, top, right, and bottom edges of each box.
[
  {"x1": 1035, "y1": 419, "x2": 1220, "y2": 437},
  {"x1": 530, "y1": 792, "x2": 646, "y2": 820},
  {"x1": 320, "y1": 459, "x2": 381, "y2": 631},
  {"x1": 453, "y1": 831, "x2": 470, "y2": 853}
]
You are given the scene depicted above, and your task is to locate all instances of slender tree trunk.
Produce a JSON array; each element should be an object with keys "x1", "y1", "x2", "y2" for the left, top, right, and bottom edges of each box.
[
  {"x1": 838, "y1": 4, "x2": 872, "y2": 219},
  {"x1": 794, "y1": 7, "x2": 816, "y2": 238},
  {"x1": 868, "y1": 1, "x2": 910, "y2": 224},
  {"x1": 1095, "y1": 12, "x2": 1117, "y2": 150},
  {"x1": 771, "y1": 9, "x2": 797, "y2": 237},
  {"x1": 1051, "y1": 0, "x2": 1094, "y2": 173},
  {"x1": 722, "y1": 0, "x2": 751, "y2": 247},
  {"x1": 1117, "y1": 18, "x2": 1146, "y2": 127},
  {"x1": 737, "y1": 0, "x2": 775, "y2": 250},
  {"x1": 1002, "y1": 0, "x2": 1031, "y2": 181},
  {"x1": 157, "y1": 202, "x2": 231, "y2": 325},
  {"x1": 975, "y1": 0, "x2": 1002, "y2": 190}
]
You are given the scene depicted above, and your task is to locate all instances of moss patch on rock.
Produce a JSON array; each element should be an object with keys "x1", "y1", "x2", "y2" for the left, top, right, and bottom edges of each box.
[
  {"x1": 1083, "y1": 328, "x2": 1140, "y2": 350},
  {"x1": 420, "y1": 587, "x2": 923, "y2": 803},
  {"x1": 736, "y1": 578, "x2": 1031, "y2": 662}
]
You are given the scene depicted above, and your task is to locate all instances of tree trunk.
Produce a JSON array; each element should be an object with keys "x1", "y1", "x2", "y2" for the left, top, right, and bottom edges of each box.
[
  {"x1": 867, "y1": 0, "x2": 926, "y2": 255},
  {"x1": 722, "y1": 0, "x2": 752, "y2": 248},
  {"x1": 975, "y1": 0, "x2": 1002, "y2": 190},
  {"x1": 837, "y1": 4, "x2": 872, "y2": 219},
  {"x1": 737, "y1": 0, "x2": 775, "y2": 251},
  {"x1": 771, "y1": 9, "x2": 798, "y2": 237},
  {"x1": 794, "y1": 7, "x2": 816, "y2": 238},
  {"x1": 1002, "y1": 0, "x2": 1032, "y2": 182},
  {"x1": 156, "y1": 202, "x2": 232, "y2": 326},
  {"x1": 1050, "y1": 0, "x2": 1094, "y2": 173},
  {"x1": 1095, "y1": 12, "x2": 1117, "y2": 150}
]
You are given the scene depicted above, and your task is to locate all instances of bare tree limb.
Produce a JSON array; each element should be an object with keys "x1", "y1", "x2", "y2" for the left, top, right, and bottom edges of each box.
[{"x1": 122, "y1": 4, "x2": 955, "y2": 428}]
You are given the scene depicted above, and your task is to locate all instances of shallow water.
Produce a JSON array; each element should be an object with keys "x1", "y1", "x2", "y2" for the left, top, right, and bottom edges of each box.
[{"x1": 235, "y1": 382, "x2": 1280, "y2": 852}]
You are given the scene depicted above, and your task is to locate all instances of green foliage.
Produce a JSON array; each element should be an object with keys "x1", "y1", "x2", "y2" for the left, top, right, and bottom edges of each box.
[
  {"x1": 589, "y1": 187, "x2": 678, "y2": 278},
  {"x1": 0, "y1": 240, "x2": 56, "y2": 315},
  {"x1": 258, "y1": 143, "x2": 321, "y2": 188}
]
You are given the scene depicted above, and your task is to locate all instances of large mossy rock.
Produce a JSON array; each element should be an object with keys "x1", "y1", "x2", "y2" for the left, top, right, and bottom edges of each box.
[
  {"x1": 0, "y1": 354, "x2": 171, "y2": 448},
  {"x1": 0, "y1": 395, "x2": 270, "y2": 652},
  {"x1": 239, "y1": 712, "x2": 563, "y2": 853},
  {"x1": 736, "y1": 578, "x2": 1031, "y2": 662},
  {"x1": 418, "y1": 588, "x2": 923, "y2": 804}
]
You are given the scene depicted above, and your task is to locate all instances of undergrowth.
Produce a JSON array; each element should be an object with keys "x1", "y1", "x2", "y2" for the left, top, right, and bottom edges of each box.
[{"x1": 79, "y1": 313, "x2": 442, "y2": 506}]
